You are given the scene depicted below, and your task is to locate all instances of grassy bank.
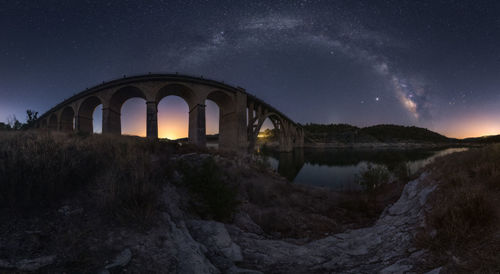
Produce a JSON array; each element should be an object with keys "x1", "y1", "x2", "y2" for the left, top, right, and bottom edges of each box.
[
  {"x1": 0, "y1": 131, "x2": 177, "y2": 224},
  {"x1": 416, "y1": 145, "x2": 500, "y2": 272}
]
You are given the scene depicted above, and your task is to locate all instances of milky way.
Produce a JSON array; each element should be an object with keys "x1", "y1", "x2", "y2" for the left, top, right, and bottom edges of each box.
[{"x1": 1, "y1": 1, "x2": 500, "y2": 138}]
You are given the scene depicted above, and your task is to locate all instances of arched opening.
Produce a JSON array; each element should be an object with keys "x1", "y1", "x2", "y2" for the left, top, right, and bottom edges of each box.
[
  {"x1": 157, "y1": 95, "x2": 189, "y2": 141},
  {"x1": 249, "y1": 112, "x2": 286, "y2": 152},
  {"x1": 60, "y1": 107, "x2": 75, "y2": 132},
  {"x1": 48, "y1": 114, "x2": 58, "y2": 130},
  {"x1": 109, "y1": 86, "x2": 147, "y2": 135},
  {"x1": 206, "y1": 90, "x2": 234, "y2": 149},
  {"x1": 121, "y1": 98, "x2": 146, "y2": 137},
  {"x1": 256, "y1": 117, "x2": 279, "y2": 149},
  {"x1": 93, "y1": 105, "x2": 102, "y2": 133},
  {"x1": 78, "y1": 96, "x2": 102, "y2": 134},
  {"x1": 156, "y1": 84, "x2": 195, "y2": 142},
  {"x1": 205, "y1": 99, "x2": 220, "y2": 149}
]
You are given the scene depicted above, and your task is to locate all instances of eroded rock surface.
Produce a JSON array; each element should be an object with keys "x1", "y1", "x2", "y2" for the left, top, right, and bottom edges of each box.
[
  {"x1": 0, "y1": 167, "x2": 439, "y2": 273},
  {"x1": 111, "y1": 172, "x2": 437, "y2": 273},
  {"x1": 225, "y1": 173, "x2": 436, "y2": 273}
]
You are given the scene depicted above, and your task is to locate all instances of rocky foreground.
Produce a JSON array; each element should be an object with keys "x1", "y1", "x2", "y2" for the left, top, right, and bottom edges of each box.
[
  {"x1": 156, "y1": 171, "x2": 439, "y2": 274},
  {"x1": 0, "y1": 154, "x2": 441, "y2": 274},
  {"x1": 1, "y1": 133, "x2": 499, "y2": 273}
]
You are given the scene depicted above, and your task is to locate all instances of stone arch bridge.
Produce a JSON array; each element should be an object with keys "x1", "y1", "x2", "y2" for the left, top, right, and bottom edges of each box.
[{"x1": 35, "y1": 74, "x2": 304, "y2": 153}]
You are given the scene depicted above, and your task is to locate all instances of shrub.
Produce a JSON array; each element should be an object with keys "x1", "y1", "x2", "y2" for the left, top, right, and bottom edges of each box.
[
  {"x1": 178, "y1": 157, "x2": 239, "y2": 221},
  {"x1": 391, "y1": 162, "x2": 411, "y2": 181},
  {"x1": 357, "y1": 164, "x2": 390, "y2": 191}
]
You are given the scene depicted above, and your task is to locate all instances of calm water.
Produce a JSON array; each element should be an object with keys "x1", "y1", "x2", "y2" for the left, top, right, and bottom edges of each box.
[{"x1": 259, "y1": 147, "x2": 467, "y2": 191}]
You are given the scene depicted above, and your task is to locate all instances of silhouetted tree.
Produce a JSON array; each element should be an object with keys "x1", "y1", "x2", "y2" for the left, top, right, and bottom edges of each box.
[
  {"x1": 3, "y1": 110, "x2": 39, "y2": 130},
  {"x1": 7, "y1": 115, "x2": 22, "y2": 130},
  {"x1": 24, "y1": 109, "x2": 38, "y2": 128}
]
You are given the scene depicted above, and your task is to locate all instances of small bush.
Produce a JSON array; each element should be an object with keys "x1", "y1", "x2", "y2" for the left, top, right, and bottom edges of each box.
[
  {"x1": 178, "y1": 157, "x2": 239, "y2": 221},
  {"x1": 391, "y1": 162, "x2": 411, "y2": 181},
  {"x1": 357, "y1": 164, "x2": 390, "y2": 191}
]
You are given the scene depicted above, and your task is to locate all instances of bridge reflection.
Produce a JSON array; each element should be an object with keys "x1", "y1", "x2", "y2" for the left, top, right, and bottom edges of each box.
[{"x1": 262, "y1": 148, "x2": 305, "y2": 181}]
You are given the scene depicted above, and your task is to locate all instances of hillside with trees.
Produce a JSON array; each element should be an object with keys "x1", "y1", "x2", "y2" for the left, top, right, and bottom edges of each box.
[{"x1": 303, "y1": 123, "x2": 455, "y2": 144}]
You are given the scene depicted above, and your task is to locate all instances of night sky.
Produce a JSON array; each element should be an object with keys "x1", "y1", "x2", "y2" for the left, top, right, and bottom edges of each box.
[{"x1": 2, "y1": 0, "x2": 500, "y2": 138}]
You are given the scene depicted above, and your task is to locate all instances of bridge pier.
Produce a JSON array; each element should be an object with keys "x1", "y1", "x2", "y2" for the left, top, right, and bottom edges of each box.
[
  {"x1": 76, "y1": 115, "x2": 93, "y2": 133},
  {"x1": 188, "y1": 103, "x2": 206, "y2": 147},
  {"x1": 102, "y1": 107, "x2": 121, "y2": 135},
  {"x1": 146, "y1": 101, "x2": 158, "y2": 139}
]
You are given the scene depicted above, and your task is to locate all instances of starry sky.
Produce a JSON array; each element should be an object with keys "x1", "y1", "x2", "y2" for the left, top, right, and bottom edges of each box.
[{"x1": 2, "y1": 0, "x2": 500, "y2": 138}]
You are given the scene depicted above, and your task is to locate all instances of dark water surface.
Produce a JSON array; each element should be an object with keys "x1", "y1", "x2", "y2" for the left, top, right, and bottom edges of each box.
[{"x1": 259, "y1": 147, "x2": 467, "y2": 191}]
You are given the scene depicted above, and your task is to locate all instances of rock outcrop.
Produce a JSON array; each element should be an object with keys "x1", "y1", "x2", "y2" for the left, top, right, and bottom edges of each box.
[
  {"x1": 141, "y1": 172, "x2": 438, "y2": 273},
  {"x1": 232, "y1": 174, "x2": 434, "y2": 273},
  {"x1": 0, "y1": 163, "x2": 439, "y2": 273}
]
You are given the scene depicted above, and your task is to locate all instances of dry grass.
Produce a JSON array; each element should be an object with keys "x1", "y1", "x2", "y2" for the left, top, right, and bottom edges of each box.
[
  {"x1": 0, "y1": 131, "x2": 175, "y2": 225},
  {"x1": 416, "y1": 144, "x2": 500, "y2": 272}
]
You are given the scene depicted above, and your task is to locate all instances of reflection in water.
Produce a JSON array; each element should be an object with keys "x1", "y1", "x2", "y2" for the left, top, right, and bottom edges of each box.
[{"x1": 260, "y1": 147, "x2": 467, "y2": 190}]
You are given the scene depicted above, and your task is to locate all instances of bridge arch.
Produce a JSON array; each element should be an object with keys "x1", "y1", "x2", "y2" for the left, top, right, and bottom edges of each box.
[
  {"x1": 48, "y1": 114, "x2": 58, "y2": 130},
  {"x1": 39, "y1": 118, "x2": 47, "y2": 129},
  {"x1": 104, "y1": 86, "x2": 147, "y2": 135},
  {"x1": 77, "y1": 96, "x2": 103, "y2": 133},
  {"x1": 60, "y1": 106, "x2": 75, "y2": 132},
  {"x1": 156, "y1": 84, "x2": 195, "y2": 108},
  {"x1": 249, "y1": 112, "x2": 289, "y2": 152},
  {"x1": 109, "y1": 86, "x2": 147, "y2": 111}
]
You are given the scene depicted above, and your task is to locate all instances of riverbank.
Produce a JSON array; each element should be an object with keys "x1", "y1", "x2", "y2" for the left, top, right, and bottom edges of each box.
[
  {"x1": 303, "y1": 142, "x2": 475, "y2": 149},
  {"x1": 257, "y1": 139, "x2": 481, "y2": 150},
  {"x1": 0, "y1": 132, "x2": 498, "y2": 273}
]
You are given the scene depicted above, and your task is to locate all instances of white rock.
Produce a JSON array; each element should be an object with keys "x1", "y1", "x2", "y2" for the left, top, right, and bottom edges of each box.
[
  {"x1": 105, "y1": 248, "x2": 132, "y2": 269},
  {"x1": 187, "y1": 220, "x2": 243, "y2": 262},
  {"x1": 16, "y1": 255, "x2": 56, "y2": 271},
  {"x1": 425, "y1": 266, "x2": 443, "y2": 274}
]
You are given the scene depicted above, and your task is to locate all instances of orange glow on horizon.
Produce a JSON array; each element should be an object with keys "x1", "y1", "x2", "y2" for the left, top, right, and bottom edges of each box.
[
  {"x1": 119, "y1": 97, "x2": 221, "y2": 140},
  {"x1": 436, "y1": 115, "x2": 500, "y2": 139},
  {"x1": 113, "y1": 99, "x2": 500, "y2": 140},
  {"x1": 121, "y1": 98, "x2": 146, "y2": 137}
]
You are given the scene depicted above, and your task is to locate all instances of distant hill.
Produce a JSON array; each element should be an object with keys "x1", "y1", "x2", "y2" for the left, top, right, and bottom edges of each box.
[
  {"x1": 302, "y1": 123, "x2": 455, "y2": 144},
  {"x1": 462, "y1": 135, "x2": 500, "y2": 144},
  {"x1": 160, "y1": 124, "x2": 500, "y2": 145}
]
